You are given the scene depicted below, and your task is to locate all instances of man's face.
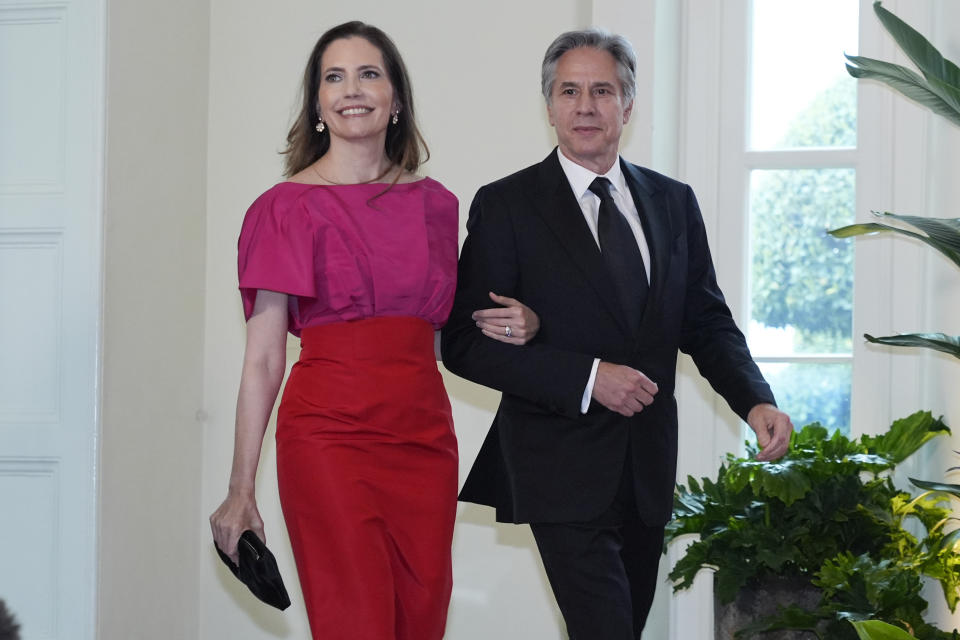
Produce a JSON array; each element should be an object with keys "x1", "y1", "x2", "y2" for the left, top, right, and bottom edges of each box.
[{"x1": 546, "y1": 47, "x2": 633, "y2": 174}]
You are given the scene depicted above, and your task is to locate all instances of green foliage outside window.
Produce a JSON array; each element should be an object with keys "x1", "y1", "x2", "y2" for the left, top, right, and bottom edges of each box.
[
  {"x1": 750, "y1": 78, "x2": 856, "y2": 353},
  {"x1": 762, "y1": 364, "x2": 850, "y2": 434}
]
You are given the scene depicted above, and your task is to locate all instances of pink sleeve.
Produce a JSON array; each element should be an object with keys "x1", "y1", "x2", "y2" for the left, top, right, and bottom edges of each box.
[
  {"x1": 237, "y1": 190, "x2": 317, "y2": 321},
  {"x1": 422, "y1": 183, "x2": 459, "y2": 328}
]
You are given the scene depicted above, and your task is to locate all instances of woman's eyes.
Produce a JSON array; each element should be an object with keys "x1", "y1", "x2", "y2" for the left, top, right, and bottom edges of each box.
[{"x1": 323, "y1": 70, "x2": 380, "y2": 83}]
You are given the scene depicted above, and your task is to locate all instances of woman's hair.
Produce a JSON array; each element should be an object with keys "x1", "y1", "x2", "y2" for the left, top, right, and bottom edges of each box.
[
  {"x1": 541, "y1": 28, "x2": 637, "y2": 105},
  {"x1": 282, "y1": 21, "x2": 429, "y2": 178}
]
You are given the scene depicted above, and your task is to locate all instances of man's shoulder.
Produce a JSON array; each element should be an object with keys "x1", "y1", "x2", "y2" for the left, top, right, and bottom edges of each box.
[
  {"x1": 480, "y1": 160, "x2": 543, "y2": 195},
  {"x1": 621, "y1": 159, "x2": 691, "y2": 195}
]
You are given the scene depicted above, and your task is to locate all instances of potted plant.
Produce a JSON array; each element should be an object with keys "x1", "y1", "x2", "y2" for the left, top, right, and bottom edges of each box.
[
  {"x1": 832, "y1": 6, "x2": 960, "y2": 636},
  {"x1": 665, "y1": 411, "x2": 956, "y2": 639}
]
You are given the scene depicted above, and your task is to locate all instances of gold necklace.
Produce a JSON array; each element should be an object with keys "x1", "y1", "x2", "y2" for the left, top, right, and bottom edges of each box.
[{"x1": 312, "y1": 163, "x2": 394, "y2": 185}]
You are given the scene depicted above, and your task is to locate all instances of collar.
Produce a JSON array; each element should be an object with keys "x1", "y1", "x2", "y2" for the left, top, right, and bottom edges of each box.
[{"x1": 556, "y1": 148, "x2": 627, "y2": 200}]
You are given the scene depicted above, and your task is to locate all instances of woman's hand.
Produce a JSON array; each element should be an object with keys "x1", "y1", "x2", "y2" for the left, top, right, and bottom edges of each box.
[
  {"x1": 472, "y1": 291, "x2": 540, "y2": 345},
  {"x1": 210, "y1": 490, "x2": 265, "y2": 565}
]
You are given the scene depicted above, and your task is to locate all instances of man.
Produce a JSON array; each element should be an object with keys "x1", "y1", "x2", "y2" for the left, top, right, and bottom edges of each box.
[{"x1": 441, "y1": 28, "x2": 793, "y2": 638}]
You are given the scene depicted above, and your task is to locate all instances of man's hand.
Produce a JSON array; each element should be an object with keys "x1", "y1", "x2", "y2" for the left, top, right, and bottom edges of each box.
[
  {"x1": 747, "y1": 403, "x2": 793, "y2": 461},
  {"x1": 591, "y1": 362, "x2": 658, "y2": 417},
  {"x1": 473, "y1": 292, "x2": 541, "y2": 345}
]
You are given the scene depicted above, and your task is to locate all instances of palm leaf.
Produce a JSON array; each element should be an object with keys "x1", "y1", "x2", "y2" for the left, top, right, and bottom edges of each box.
[
  {"x1": 872, "y1": 1, "x2": 960, "y2": 88},
  {"x1": 828, "y1": 212, "x2": 960, "y2": 270},
  {"x1": 865, "y1": 333, "x2": 960, "y2": 359},
  {"x1": 845, "y1": 54, "x2": 960, "y2": 127},
  {"x1": 911, "y1": 477, "x2": 960, "y2": 500}
]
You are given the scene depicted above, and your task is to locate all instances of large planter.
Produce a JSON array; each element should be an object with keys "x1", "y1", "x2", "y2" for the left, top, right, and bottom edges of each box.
[{"x1": 715, "y1": 577, "x2": 822, "y2": 640}]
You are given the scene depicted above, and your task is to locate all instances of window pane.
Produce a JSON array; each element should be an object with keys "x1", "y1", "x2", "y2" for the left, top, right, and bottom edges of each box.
[
  {"x1": 750, "y1": 0, "x2": 859, "y2": 150},
  {"x1": 748, "y1": 168, "x2": 855, "y2": 357},
  {"x1": 759, "y1": 362, "x2": 851, "y2": 435}
]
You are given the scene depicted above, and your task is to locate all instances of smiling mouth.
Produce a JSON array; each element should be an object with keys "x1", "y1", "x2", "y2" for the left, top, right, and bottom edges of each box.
[{"x1": 339, "y1": 107, "x2": 373, "y2": 116}]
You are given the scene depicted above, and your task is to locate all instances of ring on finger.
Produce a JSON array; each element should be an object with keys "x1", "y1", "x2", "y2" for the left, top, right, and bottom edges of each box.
[{"x1": 504, "y1": 325, "x2": 512, "y2": 337}]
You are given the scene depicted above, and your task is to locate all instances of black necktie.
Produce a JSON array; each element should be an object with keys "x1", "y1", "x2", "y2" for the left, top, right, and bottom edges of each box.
[{"x1": 588, "y1": 177, "x2": 649, "y2": 329}]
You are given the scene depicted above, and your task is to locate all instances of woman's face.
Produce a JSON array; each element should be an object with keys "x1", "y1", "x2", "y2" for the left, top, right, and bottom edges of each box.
[{"x1": 317, "y1": 37, "x2": 397, "y2": 145}]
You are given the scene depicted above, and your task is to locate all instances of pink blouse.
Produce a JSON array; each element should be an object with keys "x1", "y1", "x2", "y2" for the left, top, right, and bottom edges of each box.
[{"x1": 237, "y1": 178, "x2": 459, "y2": 336}]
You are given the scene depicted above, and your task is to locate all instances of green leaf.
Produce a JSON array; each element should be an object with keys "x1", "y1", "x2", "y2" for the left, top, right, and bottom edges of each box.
[
  {"x1": 828, "y1": 213, "x2": 960, "y2": 270},
  {"x1": 872, "y1": 0, "x2": 960, "y2": 88},
  {"x1": 862, "y1": 411, "x2": 949, "y2": 464},
  {"x1": 739, "y1": 460, "x2": 813, "y2": 505},
  {"x1": 929, "y1": 527, "x2": 960, "y2": 555},
  {"x1": 845, "y1": 54, "x2": 960, "y2": 128},
  {"x1": 850, "y1": 619, "x2": 916, "y2": 640},
  {"x1": 865, "y1": 333, "x2": 960, "y2": 360},
  {"x1": 884, "y1": 213, "x2": 960, "y2": 267},
  {"x1": 910, "y1": 478, "x2": 960, "y2": 500},
  {"x1": 845, "y1": 453, "x2": 898, "y2": 471}
]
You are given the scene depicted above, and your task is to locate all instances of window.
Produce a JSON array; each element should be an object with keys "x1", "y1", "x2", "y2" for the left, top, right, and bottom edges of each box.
[{"x1": 744, "y1": 0, "x2": 860, "y2": 434}]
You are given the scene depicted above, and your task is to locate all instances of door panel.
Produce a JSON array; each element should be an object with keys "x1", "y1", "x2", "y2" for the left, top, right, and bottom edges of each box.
[{"x1": 0, "y1": 1, "x2": 103, "y2": 638}]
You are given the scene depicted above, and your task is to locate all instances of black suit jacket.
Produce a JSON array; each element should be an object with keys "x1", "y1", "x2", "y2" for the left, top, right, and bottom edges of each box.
[{"x1": 441, "y1": 150, "x2": 774, "y2": 526}]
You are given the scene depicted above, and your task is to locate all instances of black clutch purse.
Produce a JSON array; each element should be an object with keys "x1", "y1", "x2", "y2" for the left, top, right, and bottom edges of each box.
[{"x1": 215, "y1": 530, "x2": 291, "y2": 610}]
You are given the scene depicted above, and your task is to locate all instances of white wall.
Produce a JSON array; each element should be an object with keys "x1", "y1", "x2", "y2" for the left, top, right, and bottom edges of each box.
[{"x1": 98, "y1": 0, "x2": 209, "y2": 637}]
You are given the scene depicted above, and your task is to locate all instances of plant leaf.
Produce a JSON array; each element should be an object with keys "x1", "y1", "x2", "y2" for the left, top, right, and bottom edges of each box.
[
  {"x1": 872, "y1": 0, "x2": 960, "y2": 88},
  {"x1": 911, "y1": 477, "x2": 960, "y2": 500},
  {"x1": 846, "y1": 54, "x2": 960, "y2": 128},
  {"x1": 883, "y1": 213, "x2": 960, "y2": 267},
  {"x1": 862, "y1": 411, "x2": 950, "y2": 464},
  {"x1": 829, "y1": 213, "x2": 960, "y2": 270},
  {"x1": 930, "y1": 526, "x2": 960, "y2": 555},
  {"x1": 850, "y1": 619, "x2": 916, "y2": 640},
  {"x1": 865, "y1": 333, "x2": 960, "y2": 359}
]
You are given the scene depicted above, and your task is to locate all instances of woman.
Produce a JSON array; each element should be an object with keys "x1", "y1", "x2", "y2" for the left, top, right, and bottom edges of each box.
[{"x1": 209, "y1": 21, "x2": 537, "y2": 640}]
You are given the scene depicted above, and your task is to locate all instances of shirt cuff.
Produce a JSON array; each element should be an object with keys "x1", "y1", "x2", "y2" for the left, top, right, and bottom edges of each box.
[{"x1": 580, "y1": 358, "x2": 601, "y2": 414}]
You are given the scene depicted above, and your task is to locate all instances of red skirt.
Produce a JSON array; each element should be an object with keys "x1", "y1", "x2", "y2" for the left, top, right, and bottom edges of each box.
[{"x1": 277, "y1": 316, "x2": 458, "y2": 640}]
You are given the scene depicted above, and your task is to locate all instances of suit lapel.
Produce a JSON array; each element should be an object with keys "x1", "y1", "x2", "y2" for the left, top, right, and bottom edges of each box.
[
  {"x1": 529, "y1": 152, "x2": 632, "y2": 336},
  {"x1": 622, "y1": 160, "x2": 674, "y2": 333}
]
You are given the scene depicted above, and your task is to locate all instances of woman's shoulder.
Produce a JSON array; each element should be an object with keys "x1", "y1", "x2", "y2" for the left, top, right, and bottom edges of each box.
[
  {"x1": 247, "y1": 180, "x2": 319, "y2": 211},
  {"x1": 241, "y1": 181, "x2": 320, "y2": 238},
  {"x1": 411, "y1": 175, "x2": 458, "y2": 206}
]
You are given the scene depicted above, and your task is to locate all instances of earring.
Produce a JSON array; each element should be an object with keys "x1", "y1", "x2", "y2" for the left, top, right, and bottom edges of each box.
[
  {"x1": 391, "y1": 111, "x2": 399, "y2": 125},
  {"x1": 315, "y1": 118, "x2": 325, "y2": 133}
]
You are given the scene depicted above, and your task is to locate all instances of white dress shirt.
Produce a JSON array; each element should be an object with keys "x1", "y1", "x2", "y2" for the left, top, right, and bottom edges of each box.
[{"x1": 554, "y1": 148, "x2": 651, "y2": 413}]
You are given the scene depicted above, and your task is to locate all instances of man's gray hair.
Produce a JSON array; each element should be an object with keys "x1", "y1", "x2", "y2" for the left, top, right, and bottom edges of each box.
[{"x1": 541, "y1": 28, "x2": 637, "y2": 105}]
